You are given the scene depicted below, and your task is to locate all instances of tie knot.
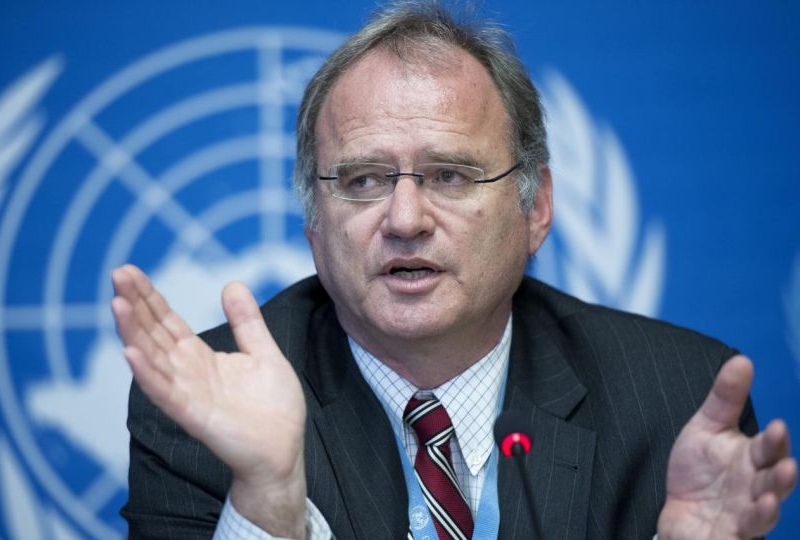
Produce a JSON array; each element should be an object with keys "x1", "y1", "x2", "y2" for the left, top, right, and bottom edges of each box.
[{"x1": 404, "y1": 396, "x2": 455, "y2": 447}]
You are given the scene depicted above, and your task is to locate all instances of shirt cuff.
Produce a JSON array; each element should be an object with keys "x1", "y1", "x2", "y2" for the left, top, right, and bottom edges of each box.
[{"x1": 213, "y1": 495, "x2": 332, "y2": 540}]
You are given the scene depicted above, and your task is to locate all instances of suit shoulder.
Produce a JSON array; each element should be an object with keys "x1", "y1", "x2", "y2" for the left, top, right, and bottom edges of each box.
[{"x1": 515, "y1": 276, "x2": 734, "y2": 365}]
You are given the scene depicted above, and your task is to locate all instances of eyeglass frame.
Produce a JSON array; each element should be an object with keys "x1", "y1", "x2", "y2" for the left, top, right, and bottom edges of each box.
[{"x1": 317, "y1": 161, "x2": 522, "y2": 202}]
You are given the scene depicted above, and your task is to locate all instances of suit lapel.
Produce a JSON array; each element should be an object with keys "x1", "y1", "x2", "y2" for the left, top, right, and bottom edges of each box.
[
  {"x1": 303, "y1": 304, "x2": 409, "y2": 539},
  {"x1": 497, "y1": 302, "x2": 596, "y2": 539}
]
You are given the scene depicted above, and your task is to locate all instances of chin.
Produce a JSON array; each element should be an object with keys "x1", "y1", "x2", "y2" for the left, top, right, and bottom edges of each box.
[{"x1": 374, "y1": 308, "x2": 454, "y2": 340}]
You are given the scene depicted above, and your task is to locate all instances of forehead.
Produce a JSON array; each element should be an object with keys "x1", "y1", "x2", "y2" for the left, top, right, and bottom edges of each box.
[{"x1": 315, "y1": 44, "x2": 512, "y2": 165}]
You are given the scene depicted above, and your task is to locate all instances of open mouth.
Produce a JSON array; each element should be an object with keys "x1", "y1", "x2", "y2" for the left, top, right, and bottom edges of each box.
[{"x1": 389, "y1": 267, "x2": 436, "y2": 280}]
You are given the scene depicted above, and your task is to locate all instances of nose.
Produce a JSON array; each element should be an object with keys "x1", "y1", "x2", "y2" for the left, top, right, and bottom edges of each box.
[{"x1": 380, "y1": 176, "x2": 435, "y2": 239}]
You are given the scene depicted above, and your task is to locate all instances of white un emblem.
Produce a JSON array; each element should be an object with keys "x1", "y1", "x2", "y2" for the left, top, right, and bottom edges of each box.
[
  {"x1": 410, "y1": 504, "x2": 430, "y2": 530},
  {"x1": 0, "y1": 27, "x2": 341, "y2": 539}
]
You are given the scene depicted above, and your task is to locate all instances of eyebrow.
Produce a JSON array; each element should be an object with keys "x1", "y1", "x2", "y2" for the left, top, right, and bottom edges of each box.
[
  {"x1": 331, "y1": 155, "x2": 388, "y2": 166},
  {"x1": 423, "y1": 150, "x2": 481, "y2": 168},
  {"x1": 330, "y1": 151, "x2": 481, "y2": 168}
]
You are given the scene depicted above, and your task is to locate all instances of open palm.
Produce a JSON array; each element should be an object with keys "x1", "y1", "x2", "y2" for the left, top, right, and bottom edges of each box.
[
  {"x1": 111, "y1": 264, "x2": 308, "y2": 534},
  {"x1": 658, "y1": 356, "x2": 797, "y2": 539}
]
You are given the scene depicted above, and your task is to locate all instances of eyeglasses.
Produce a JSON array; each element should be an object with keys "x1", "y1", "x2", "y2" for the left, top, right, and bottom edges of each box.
[{"x1": 318, "y1": 162, "x2": 521, "y2": 202}]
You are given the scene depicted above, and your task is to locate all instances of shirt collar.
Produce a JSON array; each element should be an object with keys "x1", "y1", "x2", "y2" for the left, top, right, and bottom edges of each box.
[{"x1": 350, "y1": 317, "x2": 512, "y2": 475}]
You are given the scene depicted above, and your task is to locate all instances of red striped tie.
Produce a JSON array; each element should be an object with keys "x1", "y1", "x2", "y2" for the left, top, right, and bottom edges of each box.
[{"x1": 404, "y1": 396, "x2": 474, "y2": 540}]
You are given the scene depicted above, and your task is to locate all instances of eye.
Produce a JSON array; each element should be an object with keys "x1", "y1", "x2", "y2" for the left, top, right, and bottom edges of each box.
[
  {"x1": 428, "y1": 166, "x2": 469, "y2": 186},
  {"x1": 346, "y1": 173, "x2": 381, "y2": 191},
  {"x1": 337, "y1": 164, "x2": 391, "y2": 194}
]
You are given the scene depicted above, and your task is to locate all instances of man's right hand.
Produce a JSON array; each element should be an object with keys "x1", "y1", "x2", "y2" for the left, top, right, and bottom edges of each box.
[{"x1": 111, "y1": 264, "x2": 307, "y2": 538}]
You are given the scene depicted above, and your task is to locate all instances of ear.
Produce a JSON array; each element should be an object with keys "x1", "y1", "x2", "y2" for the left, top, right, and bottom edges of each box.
[
  {"x1": 305, "y1": 226, "x2": 316, "y2": 247},
  {"x1": 527, "y1": 165, "x2": 553, "y2": 256}
]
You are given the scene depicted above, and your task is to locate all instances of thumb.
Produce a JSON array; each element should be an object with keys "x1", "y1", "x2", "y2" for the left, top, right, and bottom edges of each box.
[
  {"x1": 695, "y1": 354, "x2": 754, "y2": 432},
  {"x1": 221, "y1": 281, "x2": 278, "y2": 357}
]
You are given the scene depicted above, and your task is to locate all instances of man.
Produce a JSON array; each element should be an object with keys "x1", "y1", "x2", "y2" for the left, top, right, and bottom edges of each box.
[{"x1": 112, "y1": 2, "x2": 797, "y2": 539}]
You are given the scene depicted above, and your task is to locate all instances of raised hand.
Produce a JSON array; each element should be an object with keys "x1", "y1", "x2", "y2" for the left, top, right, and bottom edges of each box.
[
  {"x1": 658, "y1": 355, "x2": 797, "y2": 539},
  {"x1": 111, "y1": 264, "x2": 307, "y2": 537}
]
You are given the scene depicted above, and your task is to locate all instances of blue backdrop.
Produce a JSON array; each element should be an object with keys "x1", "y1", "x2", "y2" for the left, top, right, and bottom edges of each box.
[{"x1": 1, "y1": 1, "x2": 798, "y2": 538}]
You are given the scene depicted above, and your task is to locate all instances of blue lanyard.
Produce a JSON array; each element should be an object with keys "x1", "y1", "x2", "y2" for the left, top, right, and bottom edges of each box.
[{"x1": 397, "y1": 433, "x2": 501, "y2": 540}]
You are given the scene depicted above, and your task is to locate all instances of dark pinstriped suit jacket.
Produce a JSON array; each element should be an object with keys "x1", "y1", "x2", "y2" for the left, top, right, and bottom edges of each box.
[{"x1": 122, "y1": 275, "x2": 758, "y2": 539}]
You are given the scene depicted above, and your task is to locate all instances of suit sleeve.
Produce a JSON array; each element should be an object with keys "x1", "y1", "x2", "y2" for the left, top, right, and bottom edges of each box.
[{"x1": 121, "y1": 380, "x2": 231, "y2": 539}]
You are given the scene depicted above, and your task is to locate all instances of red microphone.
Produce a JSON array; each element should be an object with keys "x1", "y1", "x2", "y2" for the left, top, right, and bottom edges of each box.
[{"x1": 493, "y1": 410, "x2": 543, "y2": 538}]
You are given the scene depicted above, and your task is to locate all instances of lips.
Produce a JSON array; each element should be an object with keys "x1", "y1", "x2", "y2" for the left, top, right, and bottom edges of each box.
[
  {"x1": 381, "y1": 258, "x2": 442, "y2": 280},
  {"x1": 389, "y1": 267, "x2": 435, "y2": 280}
]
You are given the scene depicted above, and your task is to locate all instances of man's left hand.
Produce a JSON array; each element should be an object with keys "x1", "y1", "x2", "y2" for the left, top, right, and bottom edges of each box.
[{"x1": 658, "y1": 355, "x2": 797, "y2": 539}]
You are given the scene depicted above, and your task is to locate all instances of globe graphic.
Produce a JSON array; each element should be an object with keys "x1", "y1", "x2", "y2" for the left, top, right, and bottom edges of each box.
[{"x1": 0, "y1": 27, "x2": 341, "y2": 538}]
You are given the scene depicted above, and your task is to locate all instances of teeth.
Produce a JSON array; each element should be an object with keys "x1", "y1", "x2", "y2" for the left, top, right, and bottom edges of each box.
[{"x1": 391, "y1": 268, "x2": 433, "y2": 280}]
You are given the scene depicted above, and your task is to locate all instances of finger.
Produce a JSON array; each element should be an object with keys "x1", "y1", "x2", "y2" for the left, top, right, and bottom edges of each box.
[
  {"x1": 111, "y1": 267, "x2": 179, "y2": 364},
  {"x1": 117, "y1": 264, "x2": 195, "y2": 342},
  {"x1": 221, "y1": 281, "x2": 280, "y2": 358},
  {"x1": 112, "y1": 265, "x2": 195, "y2": 356},
  {"x1": 112, "y1": 265, "x2": 205, "y2": 383},
  {"x1": 751, "y1": 456, "x2": 798, "y2": 502},
  {"x1": 112, "y1": 293, "x2": 158, "y2": 360},
  {"x1": 124, "y1": 345, "x2": 176, "y2": 411},
  {"x1": 695, "y1": 354, "x2": 753, "y2": 432},
  {"x1": 124, "y1": 344, "x2": 205, "y2": 434},
  {"x1": 738, "y1": 492, "x2": 780, "y2": 538},
  {"x1": 751, "y1": 419, "x2": 791, "y2": 469},
  {"x1": 114, "y1": 295, "x2": 193, "y2": 387}
]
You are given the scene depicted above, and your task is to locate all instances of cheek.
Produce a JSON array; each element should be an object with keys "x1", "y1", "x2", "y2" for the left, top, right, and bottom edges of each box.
[
  {"x1": 319, "y1": 212, "x2": 373, "y2": 270},
  {"x1": 316, "y1": 206, "x2": 352, "y2": 249},
  {"x1": 447, "y1": 204, "x2": 484, "y2": 235},
  {"x1": 476, "y1": 211, "x2": 529, "y2": 269}
]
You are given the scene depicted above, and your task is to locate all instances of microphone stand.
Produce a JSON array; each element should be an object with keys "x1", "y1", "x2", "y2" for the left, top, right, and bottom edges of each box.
[{"x1": 509, "y1": 441, "x2": 544, "y2": 539}]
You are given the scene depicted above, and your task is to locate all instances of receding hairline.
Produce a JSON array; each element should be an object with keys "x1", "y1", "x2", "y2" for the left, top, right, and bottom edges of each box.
[{"x1": 314, "y1": 41, "x2": 516, "y2": 161}]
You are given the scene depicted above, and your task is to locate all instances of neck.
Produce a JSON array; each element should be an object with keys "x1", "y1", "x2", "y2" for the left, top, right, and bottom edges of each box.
[{"x1": 348, "y1": 314, "x2": 511, "y2": 389}]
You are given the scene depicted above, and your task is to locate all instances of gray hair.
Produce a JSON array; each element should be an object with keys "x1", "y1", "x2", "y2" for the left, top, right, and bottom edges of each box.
[{"x1": 294, "y1": 0, "x2": 549, "y2": 227}]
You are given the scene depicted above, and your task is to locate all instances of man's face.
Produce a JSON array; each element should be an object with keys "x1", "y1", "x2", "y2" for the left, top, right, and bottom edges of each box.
[{"x1": 307, "y1": 46, "x2": 552, "y2": 361}]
